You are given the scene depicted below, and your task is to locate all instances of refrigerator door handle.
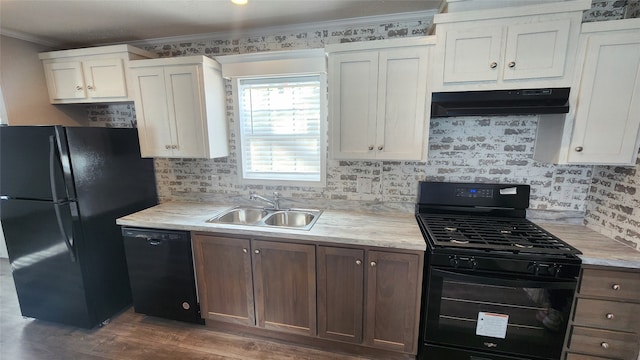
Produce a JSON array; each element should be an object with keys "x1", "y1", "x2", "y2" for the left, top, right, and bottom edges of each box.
[{"x1": 50, "y1": 135, "x2": 77, "y2": 262}]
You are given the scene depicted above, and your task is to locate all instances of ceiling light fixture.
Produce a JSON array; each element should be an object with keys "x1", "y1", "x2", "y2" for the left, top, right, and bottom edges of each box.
[{"x1": 231, "y1": 0, "x2": 248, "y2": 5}]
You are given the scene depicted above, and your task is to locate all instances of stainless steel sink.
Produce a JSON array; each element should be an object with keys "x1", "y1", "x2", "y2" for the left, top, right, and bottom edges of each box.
[
  {"x1": 207, "y1": 206, "x2": 322, "y2": 230},
  {"x1": 212, "y1": 207, "x2": 268, "y2": 225},
  {"x1": 263, "y1": 210, "x2": 316, "y2": 228}
]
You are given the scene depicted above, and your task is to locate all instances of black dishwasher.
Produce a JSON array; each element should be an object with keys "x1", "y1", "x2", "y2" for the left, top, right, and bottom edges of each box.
[{"x1": 122, "y1": 227, "x2": 204, "y2": 324}]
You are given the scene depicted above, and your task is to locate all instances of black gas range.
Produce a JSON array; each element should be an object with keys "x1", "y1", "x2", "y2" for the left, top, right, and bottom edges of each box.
[{"x1": 416, "y1": 182, "x2": 581, "y2": 360}]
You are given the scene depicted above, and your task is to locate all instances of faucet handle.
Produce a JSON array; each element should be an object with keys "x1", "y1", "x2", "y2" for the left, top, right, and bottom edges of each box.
[{"x1": 273, "y1": 191, "x2": 280, "y2": 199}]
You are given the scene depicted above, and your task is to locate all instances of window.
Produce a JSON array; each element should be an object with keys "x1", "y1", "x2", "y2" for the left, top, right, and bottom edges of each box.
[{"x1": 237, "y1": 75, "x2": 325, "y2": 184}]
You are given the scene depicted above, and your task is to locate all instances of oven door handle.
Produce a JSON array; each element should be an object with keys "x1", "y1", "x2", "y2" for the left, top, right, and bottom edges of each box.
[{"x1": 431, "y1": 268, "x2": 576, "y2": 289}]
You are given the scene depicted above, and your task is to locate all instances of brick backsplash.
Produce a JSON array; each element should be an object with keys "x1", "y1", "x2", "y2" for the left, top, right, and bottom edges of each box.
[{"x1": 89, "y1": 0, "x2": 640, "y2": 250}]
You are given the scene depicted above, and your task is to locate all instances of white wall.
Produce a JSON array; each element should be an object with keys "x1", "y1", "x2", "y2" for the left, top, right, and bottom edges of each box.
[
  {"x1": 0, "y1": 35, "x2": 86, "y2": 126},
  {"x1": 0, "y1": 86, "x2": 7, "y2": 258}
]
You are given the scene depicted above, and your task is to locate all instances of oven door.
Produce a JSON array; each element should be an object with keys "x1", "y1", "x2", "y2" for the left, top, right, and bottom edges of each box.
[{"x1": 424, "y1": 267, "x2": 577, "y2": 360}]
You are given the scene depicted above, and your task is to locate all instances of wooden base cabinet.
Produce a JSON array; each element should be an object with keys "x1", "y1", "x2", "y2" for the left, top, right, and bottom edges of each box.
[
  {"x1": 564, "y1": 266, "x2": 640, "y2": 360},
  {"x1": 193, "y1": 235, "x2": 255, "y2": 326},
  {"x1": 195, "y1": 234, "x2": 423, "y2": 356},
  {"x1": 193, "y1": 234, "x2": 316, "y2": 336},
  {"x1": 317, "y1": 247, "x2": 422, "y2": 354}
]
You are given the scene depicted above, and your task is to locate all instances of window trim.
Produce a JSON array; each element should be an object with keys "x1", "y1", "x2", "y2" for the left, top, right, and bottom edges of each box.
[{"x1": 232, "y1": 74, "x2": 327, "y2": 187}]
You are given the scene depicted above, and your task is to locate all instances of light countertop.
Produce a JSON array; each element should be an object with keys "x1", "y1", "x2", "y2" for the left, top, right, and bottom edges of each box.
[
  {"x1": 116, "y1": 201, "x2": 427, "y2": 251},
  {"x1": 117, "y1": 201, "x2": 640, "y2": 267},
  {"x1": 534, "y1": 222, "x2": 640, "y2": 269}
]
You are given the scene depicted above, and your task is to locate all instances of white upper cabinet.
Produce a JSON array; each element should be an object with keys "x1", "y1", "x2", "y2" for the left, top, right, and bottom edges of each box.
[
  {"x1": 534, "y1": 19, "x2": 640, "y2": 165},
  {"x1": 327, "y1": 38, "x2": 434, "y2": 161},
  {"x1": 39, "y1": 45, "x2": 156, "y2": 104},
  {"x1": 432, "y1": 0, "x2": 590, "y2": 91},
  {"x1": 128, "y1": 56, "x2": 228, "y2": 159}
]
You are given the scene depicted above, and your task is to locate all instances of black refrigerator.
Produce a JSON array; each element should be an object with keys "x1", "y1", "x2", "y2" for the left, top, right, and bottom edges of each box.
[{"x1": 0, "y1": 125, "x2": 158, "y2": 328}]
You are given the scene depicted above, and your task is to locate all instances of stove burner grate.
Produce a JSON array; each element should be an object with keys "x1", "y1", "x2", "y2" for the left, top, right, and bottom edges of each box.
[{"x1": 419, "y1": 213, "x2": 575, "y2": 253}]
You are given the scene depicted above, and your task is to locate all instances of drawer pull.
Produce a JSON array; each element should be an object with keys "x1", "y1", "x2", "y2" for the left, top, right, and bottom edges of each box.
[
  {"x1": 611, "y1": 284, "x2": 620, "y2": 291},
  {"x1": 600, "y1": 342, "x2": 610, "y2": 349},
  {"x1": 605, "y1": 313, "x2": 615, "y2": 320}
]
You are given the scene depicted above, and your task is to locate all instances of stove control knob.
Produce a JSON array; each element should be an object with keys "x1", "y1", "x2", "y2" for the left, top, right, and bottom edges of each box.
[
  {"x1": 549, "y1": 264, "x2": 561, "y2": 277},
  {"x1": 470, "y1": 259, "x2": 478, "y2": 269},
  {"x1": 449, "y1": 256, "x2": 459, "y2": 268},
  {"x1": 527, "y1": 262, "x2": 539, "y2": 275}
]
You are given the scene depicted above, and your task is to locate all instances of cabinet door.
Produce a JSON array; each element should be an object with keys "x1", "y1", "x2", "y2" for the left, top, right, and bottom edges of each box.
[
  {"x1": 376, "y1": 47, "x2": 428, "y2": 160},
  {"x1": 129, "y1": 66, "x2": 173, "y2": 158},
  {"x1": 568, "y1": 31, "x2": 640, "y2": 164},
  {"x1": 329, "y1": 51, "x2": 378, "y2": 159},
  {"x1": 317, "y1": 246, "x2": 364, "y2": 343},
  {"x1": 252, "y1": 240, "x2": 316, "y2": 336},
  {"x1": 503, "y1": 20, "x2": 571, "y2": 80},
  {"x1": 164, "y1": 65, "x2": 207, "y2": 158},
  {"x1": 365, "y1": 251, "x2": 420, "y2": 353},
  {"x1": 43, "y1": 61, "x2": 86, "y2": 101},
  {"x1": 442, "y1": 25, "x2": 503, "y2": 83},
  {"x1": 82, "y1": 59, "x2": 128, "y2": 99},
  {"x1": 192, "y1": 235, "x2": 255, "y2": 326}
]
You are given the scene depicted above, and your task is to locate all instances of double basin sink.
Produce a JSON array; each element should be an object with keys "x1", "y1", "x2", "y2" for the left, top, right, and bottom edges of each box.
[{"x1": 207, "y1": 206, "x2": 323, "y2": 231}]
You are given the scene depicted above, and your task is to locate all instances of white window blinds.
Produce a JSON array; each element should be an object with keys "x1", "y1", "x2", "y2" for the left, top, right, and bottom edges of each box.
[{"x1": 238, "y1": 76, "x2": 322, "y2": 182}]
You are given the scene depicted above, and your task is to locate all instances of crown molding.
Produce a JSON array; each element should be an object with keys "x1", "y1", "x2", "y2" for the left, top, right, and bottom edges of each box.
[
  {"x1": 116, "y1": 10, "x2": 437, "y2": 47},
  {"x1": 0, "y1": 28, "x2": 59, "y2": 48}
]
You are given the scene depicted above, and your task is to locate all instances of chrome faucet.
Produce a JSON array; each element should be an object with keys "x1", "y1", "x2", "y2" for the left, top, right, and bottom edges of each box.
[{"x1": 249, "y1": 191, "x2": 281, "y2": 210}]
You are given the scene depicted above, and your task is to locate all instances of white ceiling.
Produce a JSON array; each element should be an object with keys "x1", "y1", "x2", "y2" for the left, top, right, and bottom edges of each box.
[{"x1": 0, "y1": 0, "x2": 441, "y2": 48}]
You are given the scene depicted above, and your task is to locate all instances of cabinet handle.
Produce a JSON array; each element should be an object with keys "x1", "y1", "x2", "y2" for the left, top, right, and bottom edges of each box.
[
  {"x1": 575, "y1": 146, "x2": 584, "y2": 152},
  {"x1": 76, "y1": 85, "x2": 83, "y2": 90},
  {"x1": 490, "y1": 62, "x2": 498, "y2": 69},
  {"x1": 508, "y1": 61, "x2": 516, "y2": 68},
  {"x1": 370, "y1": 261, "x2": 377, "y2": 267},
  {"x1": 254, "y1": 249, "x2": 260, "y2": 254},
  {"x1": 242, "y1": 248, "x2": 248, "y2": 253},
  {"x1": 172, "y1": 145, "x2": 179, "y2": 150},
  {"x1": 368, "y1": 145, "x2": 374, "y2": 151},
  {"x1": 612, "y1": 284, "x2": 620, "y2": 291},
  {"x1": 377, "y1": 145, "x2": 384, "y2": 151},
  {"x1": 605, "y1": 313, "x2": 615, "y2": 320},
  {"x1": 165, "y1": 145, "x2": 171, "y2": 150},
  {"x1": 87, "y1": 85, "x2": 94, "y2": 90},
  {"x1": 601, "y1": 342, "x2": 610, "y2": 349},
  {"x1": 356, "y1": 259, "x2": 362, "y2": 265}
]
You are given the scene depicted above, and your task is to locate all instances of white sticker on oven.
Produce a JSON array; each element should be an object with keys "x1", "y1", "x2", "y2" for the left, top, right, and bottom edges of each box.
[
  {"x1": 476, "y1": 312, "x2": 509, "y2": 339},
  {"x1": 499, "y1": 187, "x2": 517, "y2": 195}
]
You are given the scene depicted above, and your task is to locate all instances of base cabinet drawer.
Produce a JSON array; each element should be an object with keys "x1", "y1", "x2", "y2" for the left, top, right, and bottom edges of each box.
[
  {"x1": 580, "y1": 269, "x2": 640, "y2": 301},
  {"x1": 574, "y1": 298, "x2": 640, "y2": 333},
  {"x1": 566, "y1": 353, "x2": 611, "y2": 360},
  {"x1": 568, "y1": 326, "x2": 639, "y2": 360}
]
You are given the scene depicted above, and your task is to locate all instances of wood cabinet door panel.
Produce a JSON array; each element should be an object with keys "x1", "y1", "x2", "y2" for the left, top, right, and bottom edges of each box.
[
  {"x1": 568, "y1": 32, "x2": 640, "y2": 164},
  {"x1": 44, "y1": 61, "x2": 86, "y2": 100},
  {"x1": 365, "y1": 251, "x2": 420, "y2": 353},
  {"x1": 192, "y1": 235, "x2": 254, "y2": 326},
  {"x1": 329, "y1": 52, "x2": 378, "y2": 159},
  {"x1": 574, "y1": 298, "x2": 640, "y2": 333},
  {"x1": 252, "y1": 240, "x2": 316, "y2": 336},
  {"x1": 129, "y1": 66, "x2": 173, "y2": 158},
  {"x1": 443, "y1": 25, "x2": 503, "y2": 83},
  {"x1": 568, "y1": 326, "x2": 639, "y2": 360},
  {"x1": 580, "y1": 268, "x2": 640, "y2": 301},
  {"x1": 317, "y1": 246, "x2": 364, "y2": 343},
  {"x1": 503, "y1": 19, "x2": 570, "y2": 80},
  {"x1": 376, "y1": 48, "x2": 427, "y2": 160},
  {"x1": 82, "y1": 59, "x2": 128, "y2": 98}
]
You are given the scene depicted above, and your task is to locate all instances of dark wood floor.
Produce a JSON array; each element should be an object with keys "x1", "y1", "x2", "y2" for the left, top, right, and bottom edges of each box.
[{"x1": 0, "y1": 259, "x2": 374, "y2": 360}]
